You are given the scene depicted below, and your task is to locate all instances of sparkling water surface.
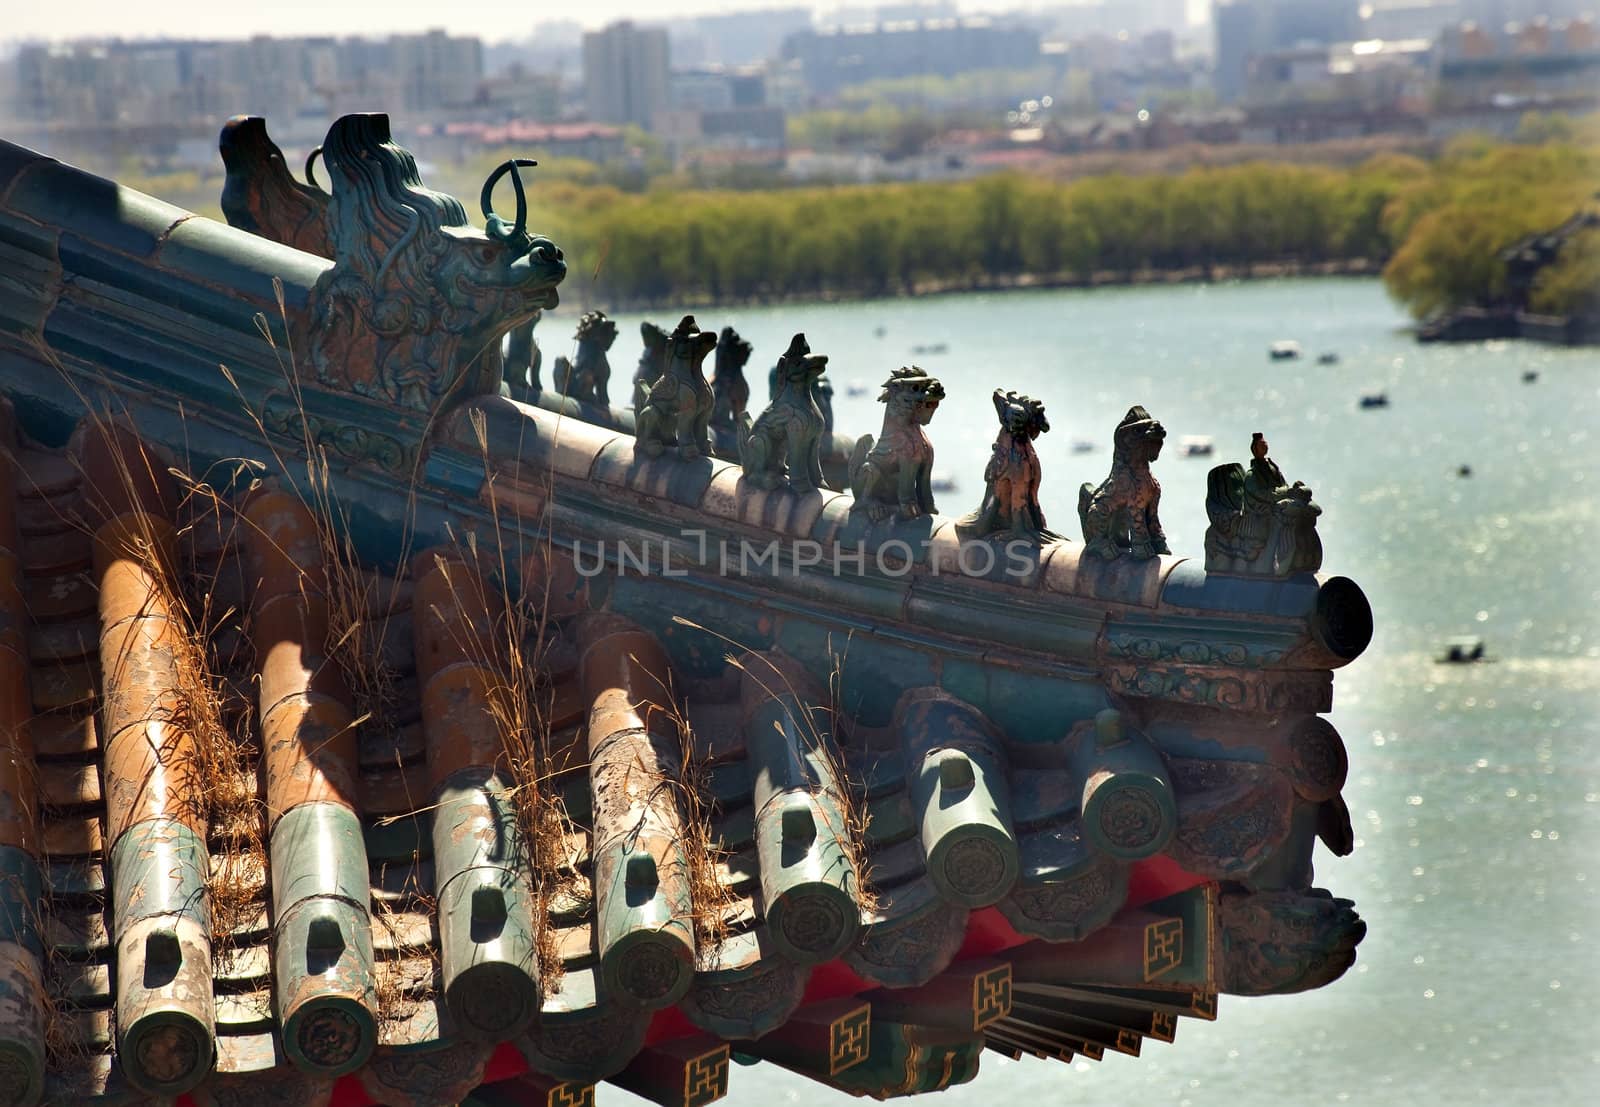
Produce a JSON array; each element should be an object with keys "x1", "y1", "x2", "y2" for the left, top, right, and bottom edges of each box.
[{"x1": 589, "y1": 278, "x2": 1599, "y2": 1105}]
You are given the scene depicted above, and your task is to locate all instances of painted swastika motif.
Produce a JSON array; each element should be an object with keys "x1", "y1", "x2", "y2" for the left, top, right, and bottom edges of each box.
[
  {"x1": 1143, "y1": 917, "x2": 1184, "y2": 980},
  {"x1": 971, "y1": 964, "x2": 1013, "y2": 1029},
  {"x1": 828, "y1": 1004, "x2": 872, "y2": 1075},
  {"x1": 548, "y1": 1084, "x2": 596, "y2": 1107},
  {"x1": 683, "y1": 1044, "x2": 730, "y2": 1107}
]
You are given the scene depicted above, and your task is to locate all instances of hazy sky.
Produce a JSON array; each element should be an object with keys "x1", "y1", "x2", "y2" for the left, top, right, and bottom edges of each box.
[{"x1": 5, "y1": 1, "x2": 1204, "y2": 45}]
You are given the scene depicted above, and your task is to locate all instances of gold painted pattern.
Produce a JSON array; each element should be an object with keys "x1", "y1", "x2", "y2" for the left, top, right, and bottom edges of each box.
[
  {"x1": 1143, "y1": 917, "x2": 1184, "y2": 980},
  {"x1": 828, "y1": 1004, "x2": 872, "y2": 1075},
  {"x1": 548, "y1": 1083, "x2": 596, "y2": 1107},
  {"x1": 972, "y1": 964, "x2": 1013, "y2": 1030},
  {"x1": 683, "y1": 1044, "x2": 731, "y2": 1107}
]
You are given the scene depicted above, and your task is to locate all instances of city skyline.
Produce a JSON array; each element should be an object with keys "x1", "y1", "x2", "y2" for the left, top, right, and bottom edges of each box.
[{"x1": 2, "y1": 0, "x2": 1211, "y2": 47}]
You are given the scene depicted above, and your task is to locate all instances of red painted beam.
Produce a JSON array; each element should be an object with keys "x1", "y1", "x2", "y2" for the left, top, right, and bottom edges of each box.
[{"x1": 213, "y1": 859, "x2": 1210, "y2": 1107}]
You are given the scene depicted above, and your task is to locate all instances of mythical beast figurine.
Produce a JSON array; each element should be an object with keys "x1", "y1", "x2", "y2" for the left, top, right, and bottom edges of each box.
[
  {"x1": 958, "y1": 389, "x2": 1058, "y2": 541},
  {"x1": 503, "y1": 309, "x2": 543, "y2": 398},
  {"x1": 1204, "y1": 432, "x2": 1323, "y2": 576},
  {"x1": 769, "y1": 353, "x2": 836, "y2": 431},
  {"x1": 219, "y1": 115, "x2": 332, "y2": 257},
  {"x1": 632, "y1": 321, "x2": 669, "y2": 413},
  {"x1": 552, "y1": 309, "x2": 618, "y2": 407},
  {"x1": 636, "y1": 315, "x2": 718, "y2": 460},
  {"x1": 738, "y1": 333, "x2": 829, "y2": 493},
  {"x1": 291, "y1": 115, "x2": 565, "y2": 410},
  {"x1": 849, "y1": 367, "x2": 945, "y2": 522},
  {"x1": 1079, "y1": 405, "x2": 1170, "y2": 559},
  {"x1": 711, "y1": 325, "x2": 754, "y2": 436}
]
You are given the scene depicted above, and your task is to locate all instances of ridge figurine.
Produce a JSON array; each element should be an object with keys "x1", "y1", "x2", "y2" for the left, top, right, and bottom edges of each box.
[
  {"x1": 738, "y1": 333, "x2": 829, "y2": 493},
  {"x1": 1079, "y1": 405, "x2": 1170, "y2": 559},
  {"x1": 632, "y1": 321, "x2": 669, "y2": 413},
  {"x1": 710, "y1": 325, "x2": 754, "y2": 436},
  {"x1": 503, "y1": 310, "x2": 543, "y2": 399},
  {"x1": 635, "y1": 316, "x2": 718, "y2": 460},
  {"x1": 552, "y1": 310, "x2": 618, "y2": 408},
  {"x1": 958, "y1": 389, "x2": 1058, "y2": 541},
  {"x1": 1204, "y1": 432, "x2": 1323, "y2": 576},
  {"x1": 848, "y1": 367, "x2": 945, "y2": 522}
]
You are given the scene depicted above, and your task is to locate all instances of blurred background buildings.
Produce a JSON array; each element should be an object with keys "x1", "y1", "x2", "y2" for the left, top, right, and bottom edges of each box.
[{"x1": 1, "y1": 2, "x2": 1595, "y2": 186}]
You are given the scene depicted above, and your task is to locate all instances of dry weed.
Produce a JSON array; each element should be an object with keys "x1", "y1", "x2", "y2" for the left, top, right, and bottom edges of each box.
[{"x1": 671, "y1": 617, "x2": 879, "y2": 918}]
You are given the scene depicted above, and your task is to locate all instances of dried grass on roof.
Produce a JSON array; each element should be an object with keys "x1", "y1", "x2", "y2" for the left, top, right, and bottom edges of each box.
[
  {"x1": 674, "y1": 617, "x2": 880, "y2": 922},
  {"x1": 456, "y1": 408, "x2": 588, "y2": 988},
  {"x1": 67, "y1": 412, "x2": 271, "y2": 1001}
]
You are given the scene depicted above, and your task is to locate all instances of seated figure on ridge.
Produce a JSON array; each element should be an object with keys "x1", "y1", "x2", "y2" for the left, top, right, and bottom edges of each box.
[{"x1": 1204, "y1": 432, "x2": 1323, "y2": 576}]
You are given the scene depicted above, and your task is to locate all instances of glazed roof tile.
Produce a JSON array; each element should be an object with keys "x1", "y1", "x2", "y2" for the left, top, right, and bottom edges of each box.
[
  {"x1": 0, "y1": 408, "x2": 1311, "y2": 1106},
  {"x1": 0, "y1": 123, "x2": 1370, "y2": 1105}
]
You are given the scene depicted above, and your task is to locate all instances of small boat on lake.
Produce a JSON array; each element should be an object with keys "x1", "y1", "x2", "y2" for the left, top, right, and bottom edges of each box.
[
  {"x1": 1180, "y1": 435, "x2": 1215, "y2": 457},
  {"x1": 1359, "y1": 391, "x2": 1390, "y2": 409},
  {"x1": 911, "y1": 342, "x2": 949, "y2": 356},
  {"x1": 1522, "y1": 370, "x2": 1539, "y2": 383},
  {"x1": 1437, "y1": 636, "x2": 1488, "y2": 664},
  {"x1": 845, "y1": 382, "x2": 869, "y2": 397},
  {"x1": 1457, "y1": 464, "x2": 1473, "y2": 478},
  {"x1": 1070, "y1": 438, "x2": 1096, "y2": 453},
  {"x1": 1270, "y1": 340, "x2": 1302, "y2": 360},
  {"x1": 929, "y1": 471, "x2": 958, "y2": 494},
  {"x1": 1317, "y1": 351, "x2": 1340, "y2": 365}
]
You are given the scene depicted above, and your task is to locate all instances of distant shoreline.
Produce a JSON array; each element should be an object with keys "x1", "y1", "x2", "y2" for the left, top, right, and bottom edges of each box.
[{"x1": 591, "y1": 257, "x2": 1385, "y2": 313}]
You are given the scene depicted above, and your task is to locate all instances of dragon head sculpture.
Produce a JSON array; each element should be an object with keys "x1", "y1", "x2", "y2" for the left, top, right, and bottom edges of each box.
[
  {"x1": 292, "y1": 113, "x2": 565, "y2": 412},
  {"x1": 1220, "y1": 887, "x2": 1366, "y2": 996}
]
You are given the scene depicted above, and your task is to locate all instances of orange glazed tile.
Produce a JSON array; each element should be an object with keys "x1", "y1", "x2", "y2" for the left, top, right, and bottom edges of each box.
[
  {"x1": 259, "y1": 694, "x2": 361, "y2": 817},
  {"x1": 418, "y1": 662, "x2": 510, "y2": 787},
  {"x1": 252, "y1": 591, "x2": 352, "y2": 714},
  {"x1": 102, "y1": 718, "x2": 208, "y2": 843},
  {"x1": 72, "y1": 421, "x2": 178, "y2": 523},
  {"x1": 240, "y1": 488, "x2": 328, "y2": 601}
]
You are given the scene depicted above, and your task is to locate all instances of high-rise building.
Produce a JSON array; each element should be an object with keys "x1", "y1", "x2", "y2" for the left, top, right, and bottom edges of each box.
[
  {"x1": 1214, "y1": 2, "x2": 1263, "y2": 102},
  {"x1": 670, "y1": 8, "x2": 814, "y2": 67},
  {"x1": 7, "y1": 32, "x2": 485, "y2": 127},
  {"x1": 782, "y1": 18, "x2": 1042, "y2": 97},
  {"x1": 1361, "y1": 2, "x2": 1465, "y2": 43},
  {"x1": 1213, "y1": 1, "x2": 1361, "y2": 101},
  {"x1": 583, "y1": 21, "x2": 671, "y2": 129},
  {"x1": 391, "y1": 30, "x2": 483, "y2": 112}
]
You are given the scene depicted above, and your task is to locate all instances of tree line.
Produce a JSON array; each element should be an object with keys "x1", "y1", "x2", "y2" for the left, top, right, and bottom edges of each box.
[
  {"x1": 1378, "y1": 138, "x2": 1596, "y2": 319},
  {"x1": 97, "y1": 122, "x2": 1598, "y2": 321},
  {"x1": 534, "y1": 159, "x2": 1409, "y2": 308},
  {"x1": 523, "y1": 135, "x2": 1595, "y2": 317}
]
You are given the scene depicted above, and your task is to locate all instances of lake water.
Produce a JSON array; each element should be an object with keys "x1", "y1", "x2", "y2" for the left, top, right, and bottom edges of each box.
[{"x1": 591, "y1": 278, "x2": 1599, "y2": 1105}]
